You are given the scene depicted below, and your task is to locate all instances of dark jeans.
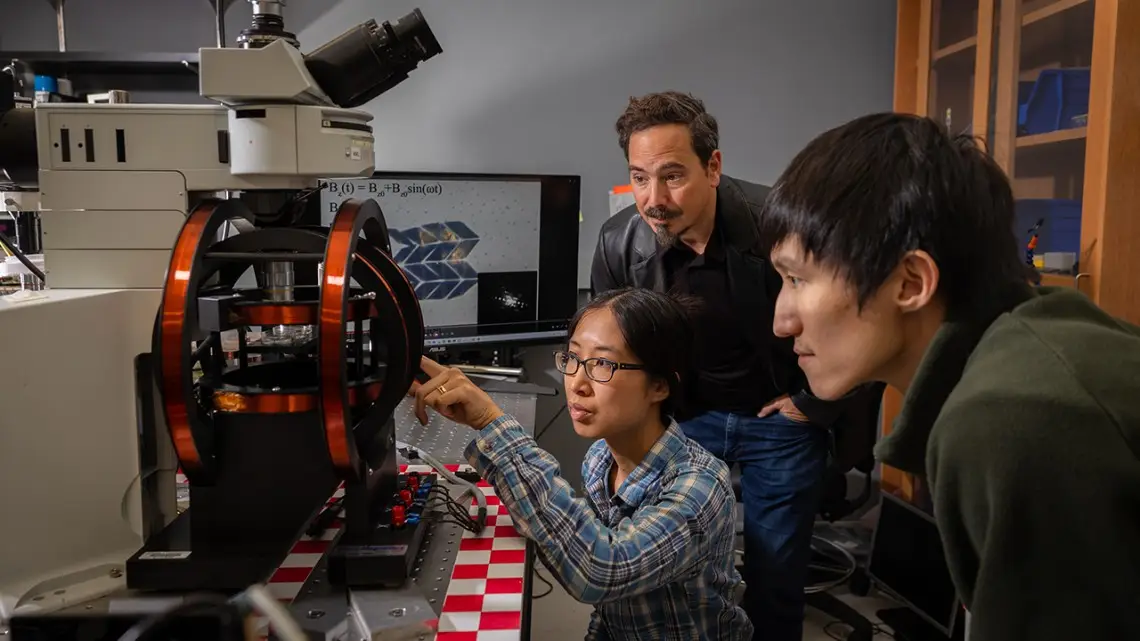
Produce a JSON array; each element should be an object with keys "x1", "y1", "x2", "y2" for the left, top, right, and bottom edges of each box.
[{"x1": 681, "y1": 410, "x2": 829, "y2": 641}]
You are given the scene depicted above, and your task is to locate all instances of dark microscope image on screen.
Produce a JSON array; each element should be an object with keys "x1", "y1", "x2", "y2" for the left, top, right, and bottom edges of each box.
[
  {"x1": 321, "y1": 178, "x2": 541, "y2": 328},
  {"x1": 478, "y1": 271, "x2": 538, "y2": 325}
]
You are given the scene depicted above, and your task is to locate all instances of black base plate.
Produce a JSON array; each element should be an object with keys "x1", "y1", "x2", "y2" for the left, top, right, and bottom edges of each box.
[
  {"x1": 125, "y1": 510, "x2": 297, "y2": 592},
  {"x1": 327, "y1": 473, "x2": 437, "y2": 589},
  {"x1": 328, "y1": 517, "x2": 430, "y2": 588}
]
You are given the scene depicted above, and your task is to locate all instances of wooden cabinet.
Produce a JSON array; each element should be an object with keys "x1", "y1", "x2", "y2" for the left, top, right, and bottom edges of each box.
[{"x1": 886, "y1": 0, "x2": 1140, "y2": 500}]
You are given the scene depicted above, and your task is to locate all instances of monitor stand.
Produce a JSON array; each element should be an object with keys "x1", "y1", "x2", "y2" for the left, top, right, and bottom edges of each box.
[{"x1": 877, "y1": 607, "x2": 963, "y2": 641}]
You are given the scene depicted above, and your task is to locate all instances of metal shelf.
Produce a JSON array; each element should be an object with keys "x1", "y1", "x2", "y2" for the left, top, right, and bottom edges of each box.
[
  {"x1": 2, "y1": 51, "x2": 202, "y2": 95},
  {"x1": 0, "y1": 51, "x2": 200, "y2": 77}
]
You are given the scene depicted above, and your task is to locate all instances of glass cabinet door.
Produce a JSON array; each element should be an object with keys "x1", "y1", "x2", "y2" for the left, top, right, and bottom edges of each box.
[
  {"x1": 927, "y1": 0, "x2": 983, "y2": 138},
  {"x1": 885, "y1": 0, "x2": 993, "y2": 507},
  {"x1": 886, "y1": 0, "x2": 1129, "y2": 505},
  {"x1": 991, "y1": 0, "x2": 1095, "y2": 290}
]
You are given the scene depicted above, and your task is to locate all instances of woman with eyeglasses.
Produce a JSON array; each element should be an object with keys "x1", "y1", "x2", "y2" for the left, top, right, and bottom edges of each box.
[{"x1": 412, "y1": 287, "x2": 751, "y2": 641}]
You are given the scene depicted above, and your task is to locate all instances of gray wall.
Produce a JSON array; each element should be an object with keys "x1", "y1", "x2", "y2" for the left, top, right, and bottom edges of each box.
[
  {"x1": 2, "y1": 0, "x2": 897, "y2": 289},
  {"x1": 2, "y1": 0, "x2": 897, "y2": 488}
]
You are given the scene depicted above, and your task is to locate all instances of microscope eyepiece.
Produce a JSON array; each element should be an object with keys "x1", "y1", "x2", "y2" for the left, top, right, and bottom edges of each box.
[{"x1": 304, "y1": 8, "x2": 442, "y2": 110}]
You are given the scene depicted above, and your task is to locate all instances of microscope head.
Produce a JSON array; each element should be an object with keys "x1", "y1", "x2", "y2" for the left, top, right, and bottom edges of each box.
[
  {"x1": 200, "y1": 6, "x2": 441, "y2": 107},
  {"x1": 197, "y1": 6, "x2": 441, "y2": 181}
]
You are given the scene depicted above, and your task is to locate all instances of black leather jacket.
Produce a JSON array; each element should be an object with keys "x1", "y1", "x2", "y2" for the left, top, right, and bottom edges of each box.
[{"x1": 590, "y1": 175, "x2": 859, "y2": 428}]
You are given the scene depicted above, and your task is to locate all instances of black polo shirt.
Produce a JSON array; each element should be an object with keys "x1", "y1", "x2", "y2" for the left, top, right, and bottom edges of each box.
[{"x1": 664, "y1": 223, "x2": 774, "y2": 416}]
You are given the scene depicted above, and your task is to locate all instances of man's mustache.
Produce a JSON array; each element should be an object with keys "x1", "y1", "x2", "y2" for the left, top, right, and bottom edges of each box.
[{"x1": 644, "y1": 206, "x2": 682, "y2": 221}]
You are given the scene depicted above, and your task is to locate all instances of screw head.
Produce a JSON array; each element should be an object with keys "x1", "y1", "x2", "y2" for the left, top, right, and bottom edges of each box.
[
  {"x1": 307, "y1": 609, "x2": 325, "y2": 619},
  {"x1": 389, "y1": 607, "x2": 406, "y2": 618}
]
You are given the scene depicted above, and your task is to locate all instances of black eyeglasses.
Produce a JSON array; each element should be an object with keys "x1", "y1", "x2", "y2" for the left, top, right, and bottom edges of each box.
[{"x1": 553, "y1": 350, "x2": 645, "y2": 383}]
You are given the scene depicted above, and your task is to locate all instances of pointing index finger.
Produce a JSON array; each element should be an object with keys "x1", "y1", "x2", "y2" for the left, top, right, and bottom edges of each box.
[{"x1": 420, "y1": 356, "x2": 446, "y2": 378}]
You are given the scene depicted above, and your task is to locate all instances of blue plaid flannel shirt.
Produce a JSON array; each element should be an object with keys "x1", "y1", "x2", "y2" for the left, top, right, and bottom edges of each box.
[{"x1": 465, "y1": 414, "x2": 752, "y2": 641}]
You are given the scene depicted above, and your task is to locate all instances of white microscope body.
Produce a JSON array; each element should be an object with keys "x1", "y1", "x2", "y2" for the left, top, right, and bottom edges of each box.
[{"x1": 0, "y1": 3, "x2": 439, "y2": 610}]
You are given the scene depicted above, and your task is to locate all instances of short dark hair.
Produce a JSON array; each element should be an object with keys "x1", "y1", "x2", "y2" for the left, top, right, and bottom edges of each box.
[
  {"x1": 615, "y1": 91, "x2": 719, "y2": 167},
  {"x1": 569, "y1": 287, "x2": 696, "y2": 422},
  {"x1": 759, "y1": 113, "x2": 1028, "y2": 316}
]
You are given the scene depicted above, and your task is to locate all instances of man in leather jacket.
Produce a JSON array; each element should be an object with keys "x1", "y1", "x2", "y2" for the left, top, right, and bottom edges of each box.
[{"x1": 590, "y1": 91, "x2": 861, "y2": 641}]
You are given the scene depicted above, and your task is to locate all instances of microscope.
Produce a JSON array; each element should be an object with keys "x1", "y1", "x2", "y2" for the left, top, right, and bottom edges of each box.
[{"x1": 0, "y1": 2, "x2": 444, "y2": 638}]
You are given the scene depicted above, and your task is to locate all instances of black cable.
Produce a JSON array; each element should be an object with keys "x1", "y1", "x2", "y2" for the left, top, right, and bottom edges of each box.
[
  {"x1": 429, "y1": 508, "x2": 480, "y2": 533},
  {"x1": 434, "y1": 516, "x2": 482, "y2": 532},
  {"x1": 117, "y1": 595, "x2": 241, "y2": 641},
  {"x1": 0, "y1": 227, "x2": 45, "y2": 283},
  {"x1": 424, "y1": 474, "x2": 487, "y2": 534},
  {"x1": 443, "y1": 501, "x2": 481, "y2": 531},
  {"x1": 312, "y1": 483, "x2": 482, "y2": 536},
  {"x1": 532, "y1": 567, "x2": 553, "y2": 599},
  {"x1": 273, "y1": 184, "x2": 325, "y2": 226},
  {"x1": 437, "y1": 498, "x2": 475, "y2": 525},
  {"x1": 192, "y1": 334, "x2": 218, "y2": 366},
  {"x1": 428, "y1": 485, "x2": 482, "y2": 532},
  {"x1": 534, "y1": 403, "x2": 567, "y2": 443},
  {"x1": 445, "y1": 499, "x2": 473, "y2": 520}
]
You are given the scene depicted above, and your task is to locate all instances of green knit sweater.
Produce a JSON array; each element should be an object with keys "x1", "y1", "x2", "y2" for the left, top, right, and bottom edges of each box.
[{"x1": 876, "y1": 286, "x2": 1140, "y2": 641}]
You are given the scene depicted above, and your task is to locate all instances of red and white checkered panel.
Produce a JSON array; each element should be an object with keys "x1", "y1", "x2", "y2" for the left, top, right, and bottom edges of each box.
[
  {"x1": 435, "y1": 467, "x2": 526, "y2": 641},
  {"x1": 180, "y1": 464, "x2": 527, "y2": 640}
]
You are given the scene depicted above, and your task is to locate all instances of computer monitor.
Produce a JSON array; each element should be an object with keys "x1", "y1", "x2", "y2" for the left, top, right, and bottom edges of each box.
[
  {"x1": 867, "y1": 491, "x2": 962, "y2": 638},
  {"x1": 320, "y1": 171, "x2": 581, "y2": 347}
]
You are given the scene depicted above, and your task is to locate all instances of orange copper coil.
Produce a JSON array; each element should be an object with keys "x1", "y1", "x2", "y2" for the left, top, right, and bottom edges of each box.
[
  {"x1": 235, "y1": 303, "x2": 317, "y2": 326},
  {"x1": 234, "y1": 299, "x2": 379, "y2": 326},
  {"x1": 320, "y1": 203, "x2": 361, "y2": 471},
  {"x1": 159, "y1": 202, "x2": 218, "y2": 473},
  {"x1": 320, "y1": 200, "x2": 413, "y2": 476},
  {"x1": 212, "y1": 382, "x2": 382, "y2": 414}
]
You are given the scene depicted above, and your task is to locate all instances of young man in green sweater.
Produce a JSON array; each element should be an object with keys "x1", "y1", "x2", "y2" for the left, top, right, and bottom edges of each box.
[{"x1": 757, "y1": 112, "x2": 1140, "y2": 641}]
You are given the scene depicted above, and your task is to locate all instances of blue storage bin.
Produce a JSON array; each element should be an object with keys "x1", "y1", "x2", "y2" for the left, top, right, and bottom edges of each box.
[
  {"x1": 1017, "y1": 68, "x2": 1091, "y2": 136},
  {"x1": 1016, "y1": 81, "x2": 1035, "y2": 130},
  {"x1": 1015, "y1": 199, "x2": 1081, "y2": 256}
]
